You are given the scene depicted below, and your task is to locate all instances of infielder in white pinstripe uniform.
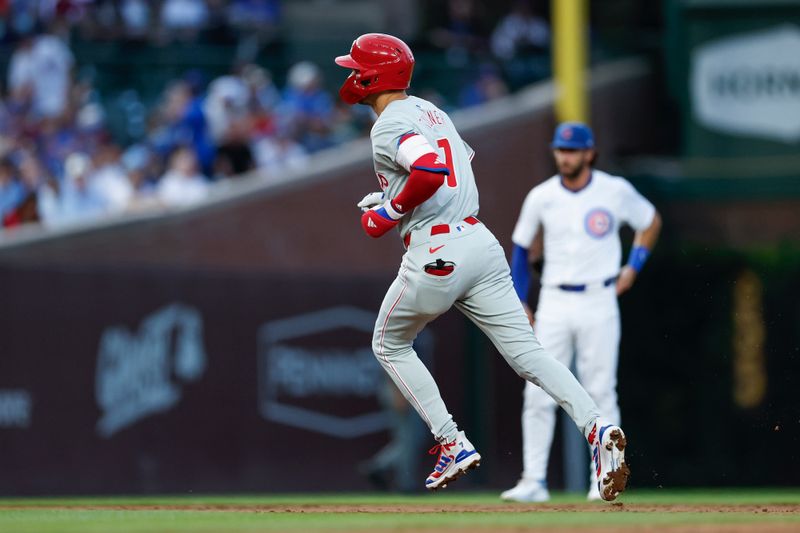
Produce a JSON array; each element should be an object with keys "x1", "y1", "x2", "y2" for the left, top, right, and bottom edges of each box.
[
  {"x1": 336, "y1": 34, "x2": 630, "y2": 499},
  {"x1": 502, "y1": 122, "x2": 661, "y2": 502}
]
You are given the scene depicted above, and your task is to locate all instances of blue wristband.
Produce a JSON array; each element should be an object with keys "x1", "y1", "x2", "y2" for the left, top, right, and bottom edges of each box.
[{"x1": 627, "y1": 246, "x2": 650, "y2": 273}]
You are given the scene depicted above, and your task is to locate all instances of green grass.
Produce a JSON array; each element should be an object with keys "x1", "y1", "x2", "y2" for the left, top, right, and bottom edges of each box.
[{"x1": 0, "y1": 489, "x2": 798, "y2": 532}]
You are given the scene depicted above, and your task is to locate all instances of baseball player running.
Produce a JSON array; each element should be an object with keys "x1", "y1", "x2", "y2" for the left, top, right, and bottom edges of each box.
[
  {"x1": 336, "y1": 33, "x2": 629, "y2": 500},
  {"x1": 502, "y1": 123, "x2": 661, "y2": 502}
]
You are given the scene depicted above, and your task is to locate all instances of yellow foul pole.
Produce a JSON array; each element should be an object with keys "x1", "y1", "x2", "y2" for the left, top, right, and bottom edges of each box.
[{"x1": 552, "y1": 0, "x2": 589, "y2": 123}]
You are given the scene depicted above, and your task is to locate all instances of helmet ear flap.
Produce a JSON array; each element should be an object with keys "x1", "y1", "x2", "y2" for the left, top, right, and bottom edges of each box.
[
  {"x1": 350, "y1": 69, "x2": 371, "y2": 89},
  {"x1": 360, "y1": 73, "x2": 378, "y2": 88},
  {"x1": 339, "y1": 69, "x2": 370, "y2": 104},
  {"x1": 348, "y1": 66, "x2": 378, "y2": 83}
]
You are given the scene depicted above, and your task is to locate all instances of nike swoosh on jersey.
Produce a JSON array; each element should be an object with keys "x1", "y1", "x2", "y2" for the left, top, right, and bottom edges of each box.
[{"x1": 429, "y1": 245, "x2": 445, "y2": 254}]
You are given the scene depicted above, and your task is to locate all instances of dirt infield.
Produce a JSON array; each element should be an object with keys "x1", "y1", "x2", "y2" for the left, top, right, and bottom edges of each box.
[
  {"x1": 6, "y1": 502, "x2": 800, "y2": 515},
  {"x1": 5, "y1": 501, "x2": 800, "y2": 532}
]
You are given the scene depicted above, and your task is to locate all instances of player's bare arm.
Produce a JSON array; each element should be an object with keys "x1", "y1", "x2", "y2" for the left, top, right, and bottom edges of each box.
[{"x1": 617, "y1": 210, "x2": 662, "y2": 295}]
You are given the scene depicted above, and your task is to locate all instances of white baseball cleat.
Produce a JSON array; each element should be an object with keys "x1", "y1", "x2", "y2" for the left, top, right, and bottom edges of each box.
[
  {"x1": 500, "y1": 480, "x2": 551, "y2": 503},
  {"x1": 586, "y1": 481, "x2": 602, "y2": 501},
  {"x1": 589, "y1": 423, "x2": 630, "y2": 501},
  {"x1": 425, "y1": 431, "x2": 481, "y2": 490}
]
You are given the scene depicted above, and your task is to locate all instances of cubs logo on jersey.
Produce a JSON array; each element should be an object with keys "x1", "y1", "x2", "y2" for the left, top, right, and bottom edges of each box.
[{"x1": 584, "y1": 208, "x2": 614, "y2": 238}]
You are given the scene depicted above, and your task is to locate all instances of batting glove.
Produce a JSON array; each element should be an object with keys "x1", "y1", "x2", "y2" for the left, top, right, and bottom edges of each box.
[
  {"x1": 357, "y1": 191, "x2": 385, "y2": 212},
  {"x1": 361, "y1": 199, "x2": 404, "y2": 238}
]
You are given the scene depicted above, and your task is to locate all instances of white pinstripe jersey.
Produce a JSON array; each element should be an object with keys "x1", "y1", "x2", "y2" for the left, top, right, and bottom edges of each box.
[
  {"x1": 511, "y1": 170, "x2": 655, "y2": 286},
  {"x1": 370, "y1": 96, "x2": 478, "y2": 237}
]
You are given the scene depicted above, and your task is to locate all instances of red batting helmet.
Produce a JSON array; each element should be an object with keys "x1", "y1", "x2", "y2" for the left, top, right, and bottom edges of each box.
[{"x1": 334, "y1": 33, "x2": 415, "y2": 105}]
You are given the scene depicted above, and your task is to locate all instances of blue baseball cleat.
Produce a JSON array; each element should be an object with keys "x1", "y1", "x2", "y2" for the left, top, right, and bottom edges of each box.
[{"x1": 425, "y1": 431, "x2": 481, "y2": 490}]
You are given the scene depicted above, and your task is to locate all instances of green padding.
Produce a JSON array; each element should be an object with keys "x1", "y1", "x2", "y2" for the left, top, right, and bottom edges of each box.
[{"x1": 629, "y1": 174, "x2": 800, "y2": 201}]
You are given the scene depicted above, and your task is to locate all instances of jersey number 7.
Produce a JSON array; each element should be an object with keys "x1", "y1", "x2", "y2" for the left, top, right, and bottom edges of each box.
[{"x1": 436, "y1": 138, "x2": 458, "y2": 188}]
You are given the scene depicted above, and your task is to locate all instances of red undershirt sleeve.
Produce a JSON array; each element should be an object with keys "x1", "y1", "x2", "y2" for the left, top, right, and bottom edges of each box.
[{"x1": 391, "y1": 152, "x2": 448, "y2": 213}]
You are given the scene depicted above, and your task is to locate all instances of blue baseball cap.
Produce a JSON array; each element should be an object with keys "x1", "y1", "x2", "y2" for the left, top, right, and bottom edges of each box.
[{"x1": 551, "y1": 122, "x2": 595, "y2": 149}]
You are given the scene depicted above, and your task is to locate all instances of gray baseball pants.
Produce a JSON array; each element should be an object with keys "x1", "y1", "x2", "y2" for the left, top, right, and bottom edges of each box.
[{"x1": 371, "y1": 221, "x2": 600, "y2": 443}]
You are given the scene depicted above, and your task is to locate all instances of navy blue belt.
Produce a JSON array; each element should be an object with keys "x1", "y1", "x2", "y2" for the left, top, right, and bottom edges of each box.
[{"x1": 558, "y1": 276, "x2": 618, "y2": 292}]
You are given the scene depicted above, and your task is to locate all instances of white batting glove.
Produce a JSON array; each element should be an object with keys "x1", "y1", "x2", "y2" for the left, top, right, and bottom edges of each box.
[{"x1": 357, "y1": 191, "x2": 385, "y2": 212}]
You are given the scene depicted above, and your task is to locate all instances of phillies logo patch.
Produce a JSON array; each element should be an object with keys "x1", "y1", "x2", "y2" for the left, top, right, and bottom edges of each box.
[
  {"x1": 376, "y1": 173, "x2": 389, "y2": 190},
  {"x1": 584, "y1": 208, "x2": 613, "y2": 238}
]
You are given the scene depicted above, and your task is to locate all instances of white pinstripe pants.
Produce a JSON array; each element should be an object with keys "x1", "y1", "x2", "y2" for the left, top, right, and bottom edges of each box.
[{"x1": 520, "y1": 286, "x2": 621, "y2": 485}]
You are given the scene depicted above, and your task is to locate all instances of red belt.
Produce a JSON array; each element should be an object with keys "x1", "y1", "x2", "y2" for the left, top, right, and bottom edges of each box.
[{"x1": 403, "y1": 216, "x2": 480, "y2": 248}]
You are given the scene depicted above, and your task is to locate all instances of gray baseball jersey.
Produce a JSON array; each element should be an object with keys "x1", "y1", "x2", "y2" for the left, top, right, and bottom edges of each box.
[
  {"x1": 370, "y1": 96, "x2": 478, "y2": 237},
  {"x1": 367, "y1": 95, "x2": 602, "y2": 447}
]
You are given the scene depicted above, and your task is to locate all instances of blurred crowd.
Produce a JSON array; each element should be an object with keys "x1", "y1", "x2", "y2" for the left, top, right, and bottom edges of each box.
[
  {"x1": 0, "y1": 0, "x2": 552, "y2": 232},
  {"x1": 0, "y1": 0, "x2": 281, "y2": 44}
]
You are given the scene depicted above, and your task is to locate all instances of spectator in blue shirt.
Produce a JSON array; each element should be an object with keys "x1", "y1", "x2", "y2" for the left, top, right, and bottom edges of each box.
[
  {"x1": 151, "y1": 79, "x2": 215, "y2": 175},
  {"x1": 278, "y1": 61, "x2": 334, "y2": 153}
]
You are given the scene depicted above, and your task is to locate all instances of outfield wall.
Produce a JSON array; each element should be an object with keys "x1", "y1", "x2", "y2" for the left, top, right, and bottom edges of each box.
[{"x1": 0, "y1": 268, "x2": 461, "y2": 494}]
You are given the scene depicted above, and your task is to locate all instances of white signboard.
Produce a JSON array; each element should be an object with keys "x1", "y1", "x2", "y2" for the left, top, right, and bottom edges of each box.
[{"x1": 691, "y1": 24, "x2": 800, "y2": 143}]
